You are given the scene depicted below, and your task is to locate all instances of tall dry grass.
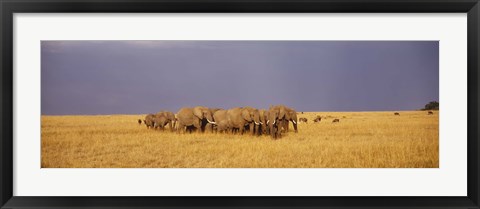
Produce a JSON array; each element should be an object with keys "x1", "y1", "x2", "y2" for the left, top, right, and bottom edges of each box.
[{"x1": 41, "y1": 111, "x2": 438, "y2": 168}]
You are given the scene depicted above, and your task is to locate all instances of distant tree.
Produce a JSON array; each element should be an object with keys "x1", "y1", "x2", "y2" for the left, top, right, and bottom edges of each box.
[{"x1": 423, "y1": 101, "x2": 439, "y2": 110}]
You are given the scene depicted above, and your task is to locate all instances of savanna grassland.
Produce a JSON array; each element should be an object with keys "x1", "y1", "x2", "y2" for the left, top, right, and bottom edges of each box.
[{"x1": 41, "y1": 111, "x2": 438, "y2": 168}]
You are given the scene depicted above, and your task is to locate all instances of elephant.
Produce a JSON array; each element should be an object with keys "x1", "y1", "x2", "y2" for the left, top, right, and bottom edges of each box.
[
  {"x1": 176, "y1": 106, "x2": 216, "y2": 134},
  {"x1": 268, "y1": 105, "x2": 298, "y2": 133},
  {"x1": 216, "y1": 120, "x2": 230, "y2": 133},
  {"x1": 203, "y1": 107, "x2": 223, "y2": 133},
  {"x1": 258, "y1": 109, "x2": 269, "y2": 135},
  {"x1": 155, "y1": 111, "x2": 176, "y2": 132},
  {"x1": 428, "y1": 111, "x2": 433, "y2": 115},
  {"x1": 213, "y1": 110, "x2": 229, "y2": 133},
  {"x1": 283, "y1": 106, "x2": 298, "y2": 133},
  {"x1": 226, "y1": 107, "x2": 262, "y2": 135},
  {"x1": 313, "y1": 116, "x2": 322, "y2": 123},
  {"x1": 394, "y1": 112, "x2": 400, "y2": 116},
  {"x1": 144, "y1": 114, "x2": 155, "y2": 129},
  {"x1": 267, "y1": 105, "x2": 286, "y2": 139},
  {"x1": 243, "y1": 107, "x2": 263, "y2": 135},
  {"x1": 153, "y1": 115, "x2": 169, "y2": 131},
  {"x1": 137, "y1": 119, "x2": 142, "y2": 125},
  {"x1": 332, "y1": 119, "x2": 340, "y2": 123}
]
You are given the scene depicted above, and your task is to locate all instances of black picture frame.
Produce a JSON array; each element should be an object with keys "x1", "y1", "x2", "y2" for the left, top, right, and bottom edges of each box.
[{"x1": 1, "y1": 0, "x2": 479, "y2": 208}]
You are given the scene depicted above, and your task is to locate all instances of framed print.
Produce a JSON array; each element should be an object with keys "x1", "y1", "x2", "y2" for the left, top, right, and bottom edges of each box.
[{"x1": 1, "y1": 0, "x2": 479, "y2": 208}]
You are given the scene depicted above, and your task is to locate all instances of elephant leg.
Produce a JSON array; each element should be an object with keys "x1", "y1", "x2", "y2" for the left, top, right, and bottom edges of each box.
[
  {"x1": 277, "y1": 130, "x2": 281, "y2": 139},
  {"x1": 177, "y1": 123, "x2": 184, "y2": 134},
  {"x1": 206, "y1": 123, "x2": 213, "y2": 133},
  {"x1": 168, "y1": 121, "x2": 173, "y2": 132},
  {"x1": 249, "y1": 123, "x2": 255, "y2": 135},
  {"x1": 177, "y1": 122, "x2": 185, "y2": 134},
  {"x1": 193, "y1": 120, "x2": 202, "y2": 133},
  {"x1": 270, "y1": 126, "x2": 275, "y2": 139},
  {"x1": 293, "y1": 120, "x2": 298, "y2": 133},
  {"x1": 277, "y1": 125, "x2": 282, "y2": 139}
]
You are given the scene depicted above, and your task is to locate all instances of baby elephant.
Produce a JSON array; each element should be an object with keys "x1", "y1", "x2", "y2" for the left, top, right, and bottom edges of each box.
[
  {"x1": 153, "y1": 115, "x2": 169, "y2": 131},
  {"x1": 332, "y1": 119, "x2": 340, "y2": 123},
  {"x1": 216, "y1": 120, "x2": 230, "y2": 133},
  {"x1": 144, "y1": 114, "x2": 156, "y2": 129}
]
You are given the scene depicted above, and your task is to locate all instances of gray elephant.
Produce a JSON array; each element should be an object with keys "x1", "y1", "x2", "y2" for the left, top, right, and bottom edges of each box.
[
  {"x1": 155, "y1": 111, "x2": 176, "y2": 132},
  {"x1": 243, "y1": 107, "x2": 263, "y2": 135},
  {"x1": 143, "y1": 114, "x2": 156, "y2": 129},
  {"x1": 153, "y1": 115, "x2": 169, "y2": 131},
  {"x1": 268, "y1": 105, "x2": 286, "y2": 139},
  {"x1": 283, "y1": 106, "x2": 298, "y2": 133},
  {"x1": 203, "y1": 108, "x2": 222, "y2": 133},
  {"x1": 176, "y1": 106, "x2": 216, "y2": 134},
  {"x1": 226, "y1": 107, "x2": 262, "y2": 135}
]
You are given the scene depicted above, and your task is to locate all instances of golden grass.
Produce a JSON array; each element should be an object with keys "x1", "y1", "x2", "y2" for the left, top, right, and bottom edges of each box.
[{"x1": 41, "y1": 111, "x2": 438, "y2": 168}]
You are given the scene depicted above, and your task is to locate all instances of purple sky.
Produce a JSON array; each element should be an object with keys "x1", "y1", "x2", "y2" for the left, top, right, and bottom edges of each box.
[{"x1": 41, "y1": 41, "x2": 438, "y2": 115}]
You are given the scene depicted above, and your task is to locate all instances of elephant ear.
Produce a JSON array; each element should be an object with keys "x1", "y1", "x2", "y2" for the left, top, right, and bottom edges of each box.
[
  {"x1": 193, "y1": 107, "x2": 204, "y2": 119},
  {"x1": 205, "y1": 109, "x2": 214, "y2": 121},
  {"x1": 241, "y1": 109, "x2": 250, "y2": 121}
]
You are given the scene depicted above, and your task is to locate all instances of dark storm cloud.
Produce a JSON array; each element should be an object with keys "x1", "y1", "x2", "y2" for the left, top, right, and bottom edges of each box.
[{"x1": 41, "y1": 41, "x2": 439, "y2": 115}]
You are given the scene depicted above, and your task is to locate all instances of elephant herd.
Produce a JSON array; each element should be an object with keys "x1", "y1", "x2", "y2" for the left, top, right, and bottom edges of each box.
[{"x1": 141, "y1": 105, "x2": 298, "y2": 139}]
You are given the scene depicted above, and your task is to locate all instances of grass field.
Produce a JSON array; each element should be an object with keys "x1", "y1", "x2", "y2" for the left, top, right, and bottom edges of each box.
[{"x1": 41, "y1": 111, "x2": 438, "y2": 168}]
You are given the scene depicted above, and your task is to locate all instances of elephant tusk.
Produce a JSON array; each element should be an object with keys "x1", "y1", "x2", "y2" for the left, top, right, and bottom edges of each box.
[
  {"x1": 207, "y1": 119, "x2": 216, "y2": 124},
  {"x1": 292, "y1": 120, "x2": 297, "y2": 125},
  {"x1": 254, "y1": 122, "x2": 260, "y2": 125},
  {"x1": 273, "y1": 120, "x2": 276, "y2": 125},
  {"x1": 260, "y1": 122, "x2": 263, "y2": 125}
]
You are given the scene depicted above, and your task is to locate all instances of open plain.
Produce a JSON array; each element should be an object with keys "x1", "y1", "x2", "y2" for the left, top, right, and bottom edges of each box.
[{"x1": 41, "y1": 111, "x2": 438, "y2": 168}]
